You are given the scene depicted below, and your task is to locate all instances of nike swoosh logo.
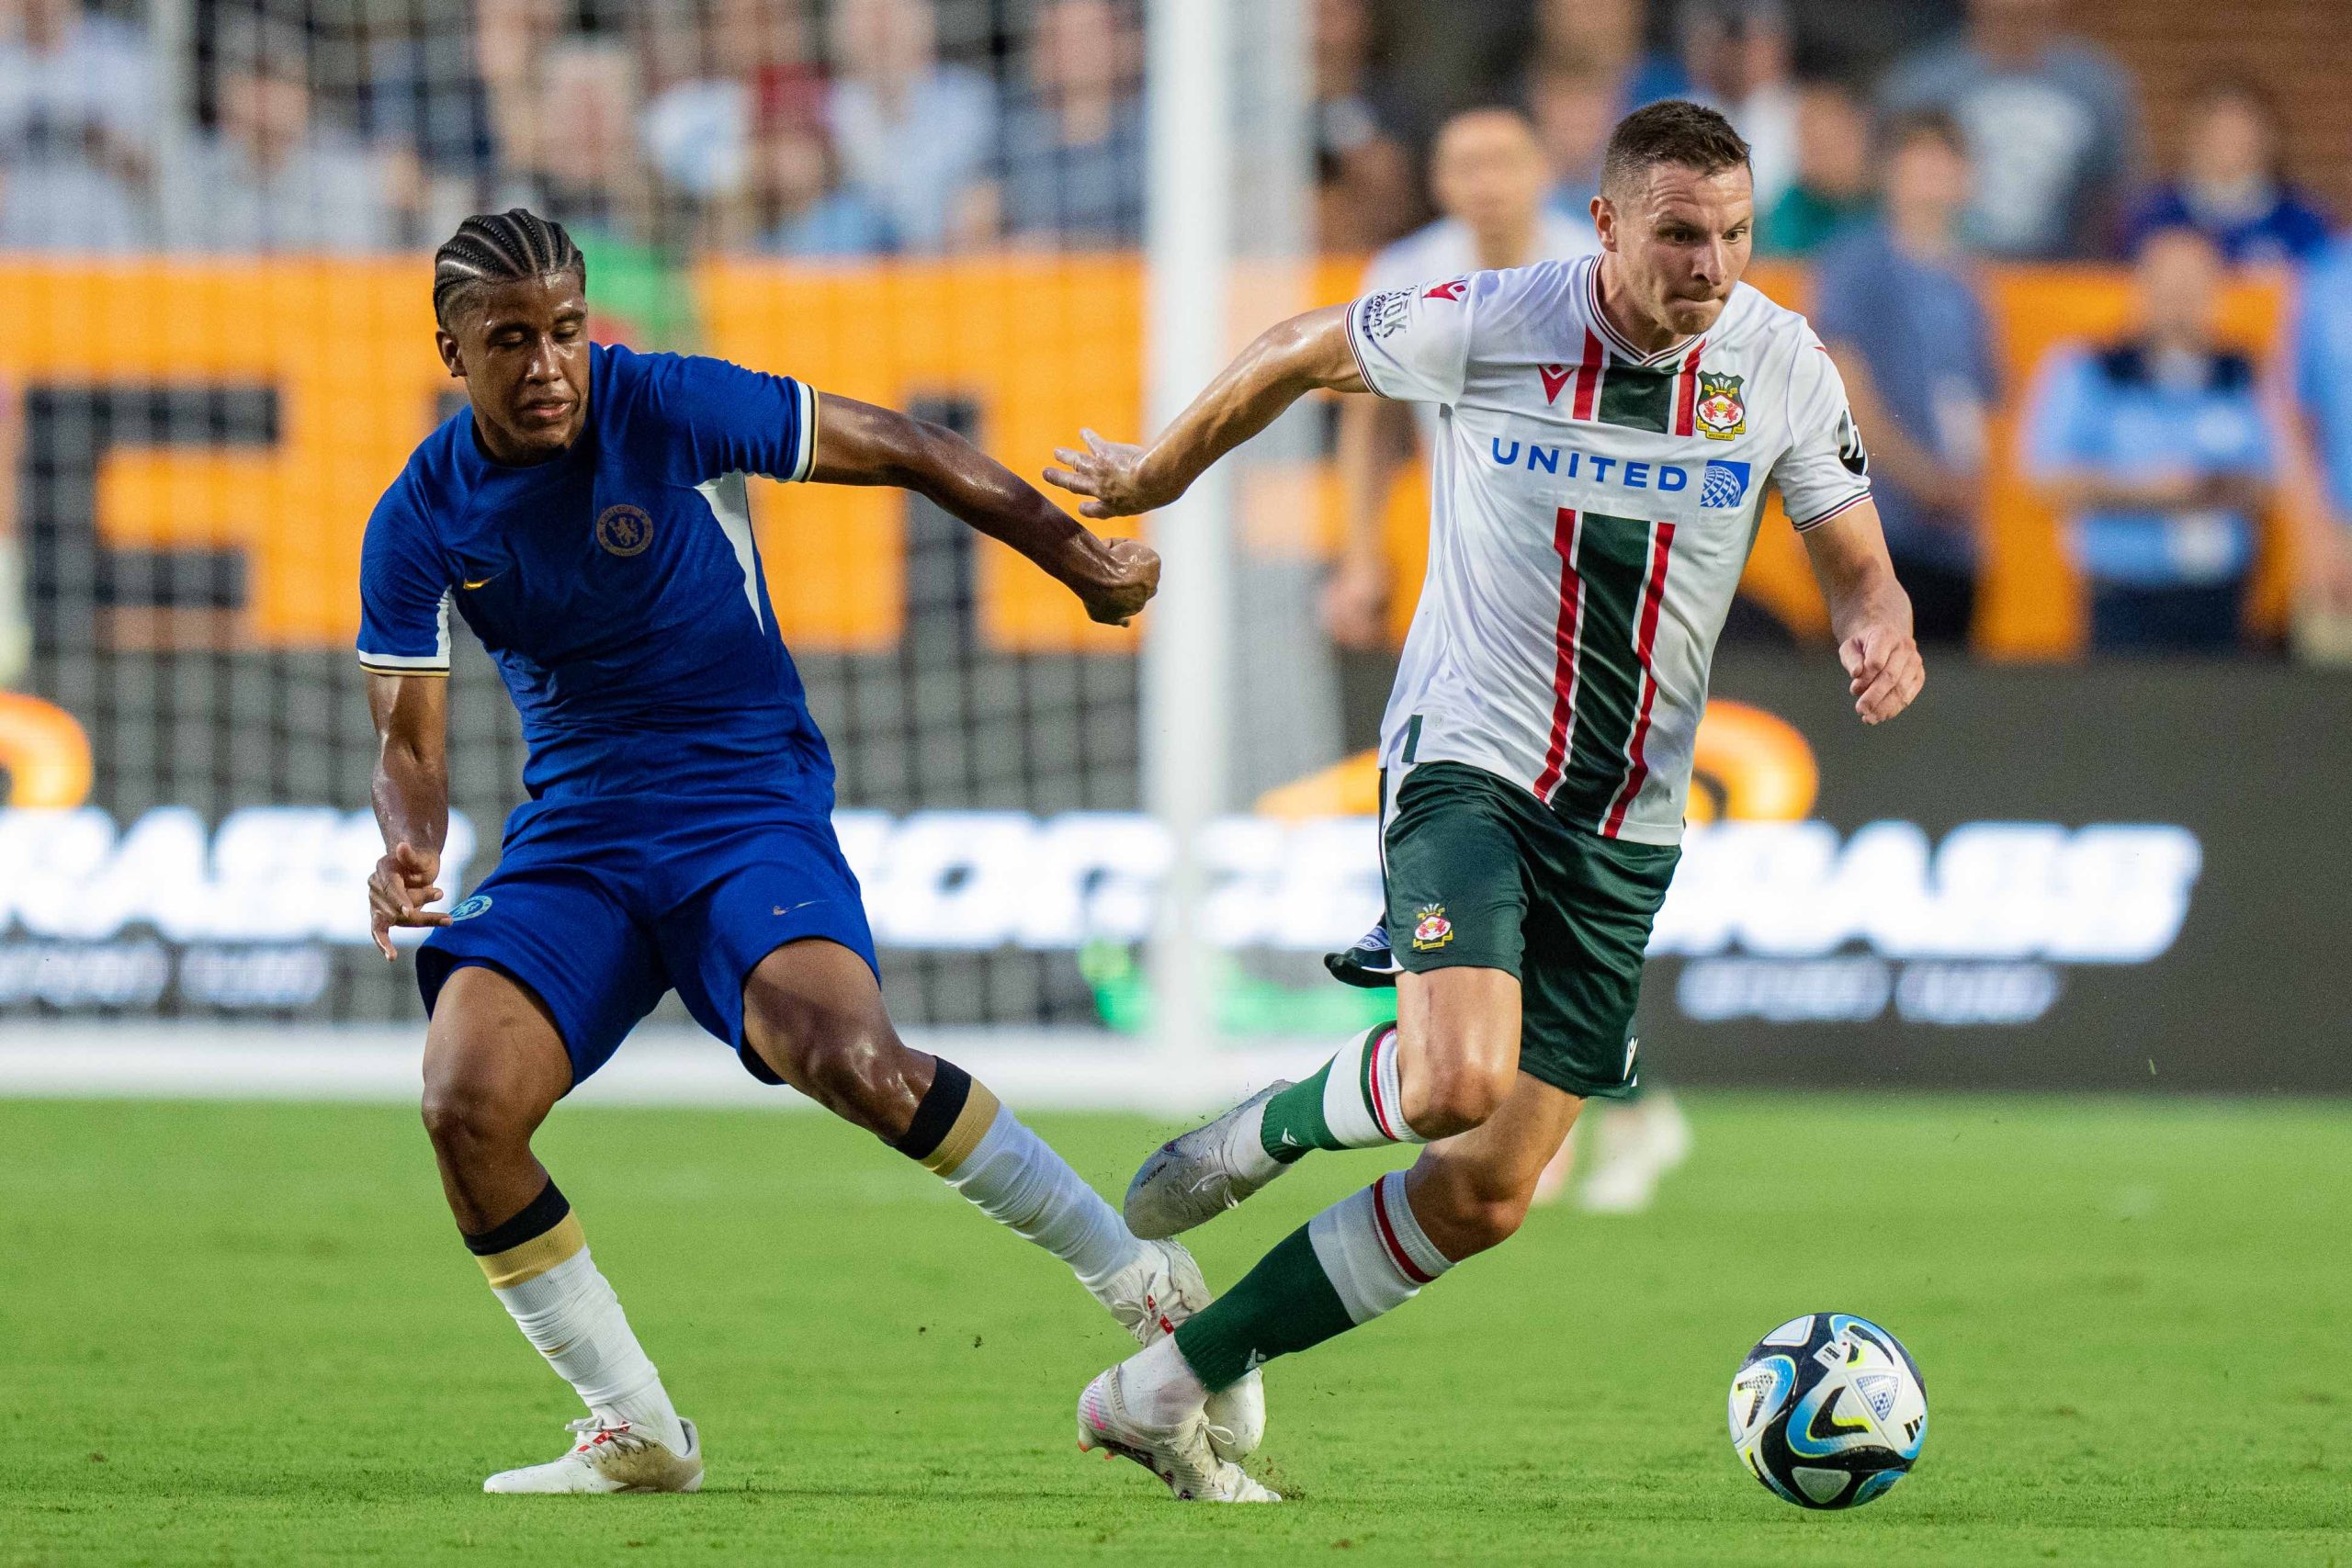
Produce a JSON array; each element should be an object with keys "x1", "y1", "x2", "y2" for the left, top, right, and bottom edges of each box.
[
  {"x1": 770, "y1": 899, "x2": 822, "y2": 916},
  {"x1": 462, "y1": 575, "x2": 500, "y2": 591}
]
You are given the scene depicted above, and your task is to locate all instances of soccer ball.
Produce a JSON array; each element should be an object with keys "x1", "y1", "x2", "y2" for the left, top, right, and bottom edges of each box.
[{"x1": 1727, "y1": 1313, "x2": 1928, "y2": 1510}]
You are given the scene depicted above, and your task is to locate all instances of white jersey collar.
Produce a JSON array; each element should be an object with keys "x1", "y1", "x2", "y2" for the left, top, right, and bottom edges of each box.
[{"x1": 1584, "y1": 256, "x2": 1708, "y2": 369}]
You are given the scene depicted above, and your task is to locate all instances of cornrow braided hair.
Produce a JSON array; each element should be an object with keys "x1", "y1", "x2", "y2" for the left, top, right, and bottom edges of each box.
[{"x1": 432, "y1": 209, "x2": 586, "y2": 329}]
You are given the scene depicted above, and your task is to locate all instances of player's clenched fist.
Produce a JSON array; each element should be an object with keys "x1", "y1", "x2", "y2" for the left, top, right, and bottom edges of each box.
[
  {"x1": 368, "y1": 840, "x2": 450, "y2": 959},
  {"x1": 1840, "y1": 625, "x2": 1925, "y2": 725},
  {"x1": 1075, "y1": 536, "x2": 1161, "y2": 626},
  {"x1": 1045, "y1": 429, "x2": 1177, "y2": 521}
]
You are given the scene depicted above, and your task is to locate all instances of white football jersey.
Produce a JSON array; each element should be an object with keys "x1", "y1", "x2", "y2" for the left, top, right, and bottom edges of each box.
[
  {"x1": 1347, "y1": 254, "x2": 1871, "y2": 845},
  {"x1": 1363, "y1": 213, "x2": 1601, "y2": 452}
]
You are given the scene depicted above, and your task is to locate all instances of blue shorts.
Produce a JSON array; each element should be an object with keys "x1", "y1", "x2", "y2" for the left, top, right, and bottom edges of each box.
[{"x1": 416, "y1": 795, "x2": 877, "y2": 1089}]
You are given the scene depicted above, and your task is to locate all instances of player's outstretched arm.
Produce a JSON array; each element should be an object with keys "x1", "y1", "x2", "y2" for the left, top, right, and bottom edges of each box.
[
  {"x1": 366, "y1": 672, "x2": 452, "y2": 959},
  {"x1": 1045, "y1": 304, "x2": 1366, "y2": 521},
  {"x1": 1800, "y1": 500, "x2": 1926, "y2": 726},
  {"x1": 809, "y1": 393, "x2": 1159, "y2": 626}
]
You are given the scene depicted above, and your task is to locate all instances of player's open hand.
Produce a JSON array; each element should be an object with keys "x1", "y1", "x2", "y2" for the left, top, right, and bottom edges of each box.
[
  {"x1": 1840, "y1": 625, "x2": 1925, "y2": 725},
  {"x1": 1045, "y1": 430, "x2": 1173, "y2": 520},
  {"x1": 368, "y1": 840, "x2": 450, "y2": 959},
  {"x1": 1077, "y1": 536, "x2": 1161, "y2": 626}
]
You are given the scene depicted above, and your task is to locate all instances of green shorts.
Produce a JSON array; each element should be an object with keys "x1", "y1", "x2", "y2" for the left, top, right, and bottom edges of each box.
[{"x1": 1382, "y1": 761, "x2": 1680, "y2": 1099}]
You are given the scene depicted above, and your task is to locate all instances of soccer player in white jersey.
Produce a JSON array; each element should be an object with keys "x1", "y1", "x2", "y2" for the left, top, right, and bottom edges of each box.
[
  {"x1": 1046, "y1": 100, "x2": 1922, "y2": 1498},
  {"x1": 1323, "y1": 106, "x2": 1689, "y2": 1215},
  {"x1": 1325, "y1": 106, "x2": 1599, "y2": 651}
]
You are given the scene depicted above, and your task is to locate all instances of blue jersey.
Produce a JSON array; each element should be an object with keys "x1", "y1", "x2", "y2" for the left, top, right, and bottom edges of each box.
[{"x1": 358, "y1": 343, "x2": 831, "y2": 806}]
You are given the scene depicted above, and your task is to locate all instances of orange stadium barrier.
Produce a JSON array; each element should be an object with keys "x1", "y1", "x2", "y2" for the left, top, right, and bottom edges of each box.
[{"x1": 0, "y1": 254, "x2": 2295, "y2": 658}]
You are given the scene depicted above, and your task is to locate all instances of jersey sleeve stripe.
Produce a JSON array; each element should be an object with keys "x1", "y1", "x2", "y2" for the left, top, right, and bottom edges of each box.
[
  {"x1": 787, "y1": 382, "x2": 820, "y2": 482},
  {"x1": 1342, "y1": 299, "x2": 1386, "y2": 398},
  {"x1": 356, "y1": 586, "x2": 452, "y2": 672},
  {"x1": 1791, "y1": 489, "x2": 1872, "y2": 531}
]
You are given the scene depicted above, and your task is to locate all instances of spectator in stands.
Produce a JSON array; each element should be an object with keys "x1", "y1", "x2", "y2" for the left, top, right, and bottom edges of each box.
[
  {"x1": 752, "y1": 119, "x2": 899, "y2": 257},
  {"x1": 1533, "y1": 0, "x2": 1686, "y2": 115},
  {"x1": 826, "y1": 0, "x2": 994, "y2": 253},
  {"x1": 499, "y1": 38, "x2": 697, "y2": 347},
  {"x1": 473, "y1": 0, "x2": 561, "y2": 189},
  {"x1": 2022, "y1": 227, "x2": 2276, "y2": 653},
  {"x1": 153, "y1": 17, "x2": 396, "y2": 253},
  {"x1": 1880, "y1": 0, "x2": 2140, "y2": 260},
  {"x1": 995, "y1": 0, "x2": 1144, "y2": 249},
  {"x1": 1324, "y1": 107, "x2": 1599, "y2": 723},
  {"x1": 1673, "y1": 0, "x2": 1797, "y2": 210},
  {"x1": 0, "y1": 0, "x2": 156, "y2": 250},
  {"x1": 1313, "y1": 0, "x2": 1415, "y2": 252},
  {"x1": 356, "y1": 6, "x2": 501, "y2": 217},
  {"x1": 2287, "y1": 236, "x2": 2352, "y2": 649},
  {"x1": 1528, "y1": 52, "x2": 1613, "y2": 226},
  {"x1": 2127, "y1": 78, "x2": 2331, "y2": 268},
  {"x1": 642, "y1": 0, "x2": 830, "y2": 251},
  {"x1": 1813, "y1": 113, "x2": 1997, "y2": 647},
  {"x1": 1756, "y1": 76, "x2": 1872, "y2": 256}
]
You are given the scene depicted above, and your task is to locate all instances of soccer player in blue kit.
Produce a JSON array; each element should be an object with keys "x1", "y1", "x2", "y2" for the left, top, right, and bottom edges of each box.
[{"x1": 360, "y1": 210, "x2": 1266, "y2": 1498}]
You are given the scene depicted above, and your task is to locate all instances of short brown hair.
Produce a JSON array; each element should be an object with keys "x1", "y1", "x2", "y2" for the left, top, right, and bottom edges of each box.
[{"x1": 1600, "y1": 99, "x2": 1751, "y2": 197}]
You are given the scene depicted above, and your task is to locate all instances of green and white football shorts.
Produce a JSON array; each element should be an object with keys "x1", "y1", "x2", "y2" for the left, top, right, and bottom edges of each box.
[{"x1": 1380, "y1": 760, "x2": 1679, "y2": 1100}]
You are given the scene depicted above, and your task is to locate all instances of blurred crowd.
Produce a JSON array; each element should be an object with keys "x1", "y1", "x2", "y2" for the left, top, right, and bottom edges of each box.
[{"x1": 5, "y1": 0, "x2": 2352, "y2": 659}]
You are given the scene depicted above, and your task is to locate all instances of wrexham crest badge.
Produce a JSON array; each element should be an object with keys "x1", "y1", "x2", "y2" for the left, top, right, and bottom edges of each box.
[
  {"x1": 1695, "y1": 371, "x2": 1746, "y2": 440},
  {"x1": 1411, "y1": 904, "x2": 1453, "y2": 952}
]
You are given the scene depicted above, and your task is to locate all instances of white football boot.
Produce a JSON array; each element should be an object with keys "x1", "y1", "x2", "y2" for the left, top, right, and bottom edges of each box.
[
  {"x1": 481, "y1": 1416, "x2": 704, "y2": 1495},
  {"x1": 1096, "y1": 1236, "x2": 1267, "y2": 1460},
  {"x1": 1077, "y1": 1360, "x2": 1279, "y2": 1503},
  {"x1": 1576, "y1": 1091, "x2": 1695, "y2": 1214},
  {"x1": 1123, "y1": 1081, "x2": 1295, "y2": 1241}
]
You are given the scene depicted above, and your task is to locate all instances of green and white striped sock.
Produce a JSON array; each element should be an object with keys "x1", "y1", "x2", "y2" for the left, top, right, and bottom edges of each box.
[
  {"x1": 1255, "y1": 1022, "x2": 1423, "y2": 1165},
  {"x1": 1172, "y1": 1170, "x2": 1455, "y2": 1390}
]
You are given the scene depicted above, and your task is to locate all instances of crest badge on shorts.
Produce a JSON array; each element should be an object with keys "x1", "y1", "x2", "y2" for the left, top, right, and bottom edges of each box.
[
  {"x1": 1695, "y1": 371, "x2": 1747, "y2": 440},
  {"x1": 1411, "y1": 904, "x2": 1453, "y2": 952}
]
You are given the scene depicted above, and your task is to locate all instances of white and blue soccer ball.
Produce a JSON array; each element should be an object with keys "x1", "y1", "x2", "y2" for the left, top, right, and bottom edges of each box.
[{"x1": 1728, "y1": 1313, "x2": 1928, "y2": 1510}]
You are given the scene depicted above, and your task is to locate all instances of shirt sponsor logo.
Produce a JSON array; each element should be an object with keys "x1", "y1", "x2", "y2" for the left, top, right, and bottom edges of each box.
[
  {"x1": 1359, "y1": 289, "x2": 1413, "y2": 340},
  {"x1": 1696, "y1": 371, "x2": 1747, "y2": 438},
  {"x1": 1487, "y1": 439, "x2": 1751, "y2": 510},
  {"x1": 1702, "y1": 459, "x2": 1751, "y2": 509},
  {"x1": 595, "y1": 503, "x2": 654, "y2": 558}
]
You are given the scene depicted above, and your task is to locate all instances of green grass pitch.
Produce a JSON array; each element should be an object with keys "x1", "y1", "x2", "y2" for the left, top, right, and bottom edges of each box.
[{"x1": 5, "y1": 1092, "x2": 2348, "y2": 1566}]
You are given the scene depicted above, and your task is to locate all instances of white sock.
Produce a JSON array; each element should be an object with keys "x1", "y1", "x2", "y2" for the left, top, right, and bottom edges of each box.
[
  {"x1": 481, "y1": 1234, "x2": 686, "y2": 1455},
  {"x1": 1306, "y1": 1170, "x2": 1456, "y2": 1325},
  {"x1": 941, "y1": 1100, "x2": 1146, "y2": 1296},
  {"x1": 1122, "y1": 1332, "x2": 1210, "y2": 1428}
]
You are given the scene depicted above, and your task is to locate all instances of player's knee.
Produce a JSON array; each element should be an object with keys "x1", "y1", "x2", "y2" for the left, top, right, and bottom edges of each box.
[
  {"x1": 1408, "y1": 1052, "x2": 1517, "y2": 1139},
  {"x1": 788, "y1": 1027, "x2": 906, "y2": 1120},
  {"x1": 419, "y1": 1078, "x2": 530, "y2": 1163}
]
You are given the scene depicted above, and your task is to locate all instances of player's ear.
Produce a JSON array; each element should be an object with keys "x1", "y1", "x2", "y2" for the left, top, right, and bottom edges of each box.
[
  {"x1": 1591, "y1": 194, "x2": 1616, "y2": 252},
  {"x1": 435, "y1": 328, "x2": 465, "y2": 379}
]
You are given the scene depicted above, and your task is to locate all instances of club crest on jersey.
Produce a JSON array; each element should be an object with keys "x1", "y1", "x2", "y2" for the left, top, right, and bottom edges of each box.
[
  {"x1": 1695, "y1": 371, "x2": 1746, "y2": 439},
  {"x1": 1424, "y1": 277, "x2": 1468, "y2": 302},
  {"x1": 595, "y1": 503, "x2": 653, "y2": 558},
  {"x1": 1411, "y1": 904, "x2": 1453, "y2": 952}
]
